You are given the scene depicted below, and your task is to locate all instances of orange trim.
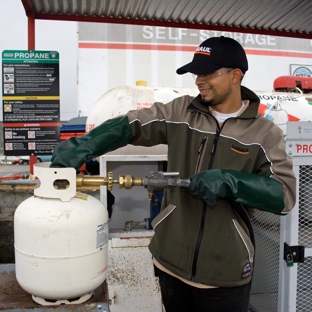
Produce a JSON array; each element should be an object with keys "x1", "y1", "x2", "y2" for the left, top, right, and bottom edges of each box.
[
  {"x1": 195, "y1": 51, "x2": 211, "y2": 56},
  {"x1": 230, "y1": 148, "x2": 250, "y2": 155},
  {"x1": 79, "y1": 42, "x2": 312, "y2": 58},
  {"x1": 244, "y1": 49, "x2": 312, "y2": 58}
]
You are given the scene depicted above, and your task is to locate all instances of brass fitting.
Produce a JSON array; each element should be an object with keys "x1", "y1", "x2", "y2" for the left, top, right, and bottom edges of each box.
[
  {"x1": 76, "y1": 172, "x2": 143, "y2": 191},
  {"x1": 119, "y1": 174, "x2": 143, "y2": 189},
  {"x1": 76, "y1": 172, "x2": 117, "y2": 191}
]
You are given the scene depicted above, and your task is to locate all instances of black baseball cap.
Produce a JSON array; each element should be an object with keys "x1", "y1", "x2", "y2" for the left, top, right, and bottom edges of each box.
[{"x1": 176, "y1": 36, "x2": 248, "y2": 75}]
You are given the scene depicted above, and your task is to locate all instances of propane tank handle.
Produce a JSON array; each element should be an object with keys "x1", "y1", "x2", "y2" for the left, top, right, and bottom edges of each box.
[{"x1": 33, "y1": 162, "x2": 77, "y2": 202}]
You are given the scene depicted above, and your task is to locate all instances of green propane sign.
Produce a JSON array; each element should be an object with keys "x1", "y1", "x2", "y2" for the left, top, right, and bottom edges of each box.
[{"x1": 2, "y1": 50, "x2": 60, "y2": 157}]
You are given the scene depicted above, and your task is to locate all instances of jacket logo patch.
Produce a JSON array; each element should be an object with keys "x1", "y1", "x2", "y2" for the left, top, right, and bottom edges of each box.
[
  {"x1": 231, "y1": 145, "x2": 249, "y2": 155},
  {"x1": 242, "y1": 263, "x2": 251, "y2": 279}
]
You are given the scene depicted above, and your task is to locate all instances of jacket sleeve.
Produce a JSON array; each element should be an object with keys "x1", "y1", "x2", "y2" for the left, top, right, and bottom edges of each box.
[
  {"x1": 256, "y1": 122, "x2": 296, "y2": 215},
  {"x1": 126, "y1": 102, "x2": 170, "y2": 146},
  {"x1": 50, "y1": 100, "x2": 171, "y2": 169},
  {"x1": 50, "y1": 115, "x2": 133, "y2": 169},
  {"x1": 190, "y1": 169, "x2": 285, "y2": 214}
]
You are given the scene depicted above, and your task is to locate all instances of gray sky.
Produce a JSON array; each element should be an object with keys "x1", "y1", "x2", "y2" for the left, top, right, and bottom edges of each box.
[{"x1": 0, "y1": 0, "x2": 78, "y2": 121}]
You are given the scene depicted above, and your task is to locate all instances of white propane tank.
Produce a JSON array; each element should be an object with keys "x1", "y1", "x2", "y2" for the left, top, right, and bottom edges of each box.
[
  {"x1": 86, "y1": 84, "x2": 198, "y2": 155},
  {"x1": 14, "y1": 163, "x2": 108, "y2": 306},
  {"x1": 256, "y1": 90, "x2": 312, "y2": 137}
]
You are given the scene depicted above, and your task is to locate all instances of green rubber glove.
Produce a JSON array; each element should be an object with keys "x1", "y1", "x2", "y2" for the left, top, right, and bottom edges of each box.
[
  {"x1": 189, "y1": 169, "x2": 285, "y2": 214},
  {"x1": 50, "y1": 115, "x2": 132, "y2": 169}
]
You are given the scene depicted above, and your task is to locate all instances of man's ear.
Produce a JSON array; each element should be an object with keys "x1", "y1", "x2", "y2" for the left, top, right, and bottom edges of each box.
[{"x1": 232, "y1": 68, "x2": 244, "y2": 84}]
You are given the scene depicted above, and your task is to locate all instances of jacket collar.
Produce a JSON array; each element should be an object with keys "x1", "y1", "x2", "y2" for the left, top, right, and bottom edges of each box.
[{"x1": 188, "y1": 86, "x2": 260, "y2": 119}]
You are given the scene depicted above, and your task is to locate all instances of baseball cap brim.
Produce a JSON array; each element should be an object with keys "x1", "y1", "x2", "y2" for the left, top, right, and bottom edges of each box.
[
  {"x1": 176, "y1": 36, "x2": 248, "y2": 76},
  {"x1": 176, "y1": 60, "x2": 222, "y2": 75}
]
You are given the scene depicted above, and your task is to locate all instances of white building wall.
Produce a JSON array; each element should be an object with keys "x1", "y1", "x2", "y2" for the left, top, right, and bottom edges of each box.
[
  {"x1": 77, "y1": 23, "x2": 312, "y2": 117},
  {"x1": 247, "y1": 54, "x2": 312, "y2": 92}
]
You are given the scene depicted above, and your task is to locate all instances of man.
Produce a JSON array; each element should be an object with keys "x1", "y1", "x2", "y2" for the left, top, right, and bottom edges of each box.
[{"x1": 50, "y1": 36, "x2": 296, "y2": 311}]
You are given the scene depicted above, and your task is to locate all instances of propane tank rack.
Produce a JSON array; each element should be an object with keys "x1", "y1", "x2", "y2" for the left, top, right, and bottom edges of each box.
[{"x1": 249, "y1": 121, "x2": 312, "y2": 312}]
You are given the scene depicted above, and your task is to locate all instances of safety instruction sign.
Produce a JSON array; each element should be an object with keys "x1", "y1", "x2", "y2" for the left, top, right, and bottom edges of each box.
[{"x1": 2, "y1": 50, "x2": 60, "y2": 156}]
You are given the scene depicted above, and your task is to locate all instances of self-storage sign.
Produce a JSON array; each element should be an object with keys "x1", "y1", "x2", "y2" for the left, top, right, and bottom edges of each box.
[
  {"x1": 2, "y1": 50, "x2": 60, "y2": 156},
  {"x1": 286, "y1": 121, "x2": 312, "y2": 157}
]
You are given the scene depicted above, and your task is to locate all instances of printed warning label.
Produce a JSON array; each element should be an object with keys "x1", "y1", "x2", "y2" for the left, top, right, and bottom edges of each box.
[{"x1": 96, "y1": 222, "x2": 108, "y2": 248}]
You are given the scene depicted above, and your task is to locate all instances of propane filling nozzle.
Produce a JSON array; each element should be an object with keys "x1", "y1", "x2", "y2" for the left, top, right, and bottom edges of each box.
[
  {"x1": 142, "y1": 171, "x2": 190, "y2": 193},
  {"x1": 76, "y1": 172, "x2": 143, "y2": 191}
]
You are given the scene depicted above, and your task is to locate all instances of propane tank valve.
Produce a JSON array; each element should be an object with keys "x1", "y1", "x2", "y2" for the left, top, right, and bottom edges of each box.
[
  {"x1": 75, "y1": 171, "x2": 189, "y2": 192},
  {"x1": 75, "y1": 172, "x2": 143, "y2": 191},
  {"x1": 76, "y1": 172, "x2": 116, "y2": 190}
]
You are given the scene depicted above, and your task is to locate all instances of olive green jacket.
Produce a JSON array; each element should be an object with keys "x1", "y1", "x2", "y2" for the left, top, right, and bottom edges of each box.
[
  {"x1": 126, "y1": 86, "x2": 296, "y2": 287},
  {"x1": 50, "y1": 85, "x2": 296, "y2": 287}
]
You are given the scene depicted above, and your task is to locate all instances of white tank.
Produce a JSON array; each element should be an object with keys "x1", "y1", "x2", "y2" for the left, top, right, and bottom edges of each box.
[
  {"x1": 86, "y1": 84, "x2": 198, "y2": 155},
  {"x1": 14, "y1": 163, "x2": 108, "y2": 305}
]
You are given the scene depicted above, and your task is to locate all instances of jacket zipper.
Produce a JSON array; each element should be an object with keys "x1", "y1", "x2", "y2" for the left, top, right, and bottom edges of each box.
[
  {"x1": 187, "y1": 102, "x2": 257, "y2": 277},
  {"x1": 191, "y1": 118, "x2": 224, "y2": 281},
  {"x1": 195, "y1": 136, "x2": 208, "y2": 173},
  {"x1": 191, "y1": 201, "x2": 206, "y2": 281},
  {"x1": 191, "y1": 117, "x2": 256, "y2": 281},
  {"x1": 198, "y1": 137, "x2": 207, "y2": 154},
  {"x1": 191, "y1": 128, "x2": 220, "y2": 281},
  {"x1": 208, "y1": 131, "x2": 219, "y2": 169}
]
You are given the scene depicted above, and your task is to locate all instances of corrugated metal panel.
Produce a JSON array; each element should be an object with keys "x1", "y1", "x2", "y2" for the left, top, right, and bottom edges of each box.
[{"x1": 21, "y1": 0, "x2": 312, "y2": 39}]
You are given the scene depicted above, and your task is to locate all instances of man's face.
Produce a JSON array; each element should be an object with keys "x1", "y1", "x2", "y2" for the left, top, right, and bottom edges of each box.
[{"x1": 194, "y1": 68, "x2": 234, "y2": 107}]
